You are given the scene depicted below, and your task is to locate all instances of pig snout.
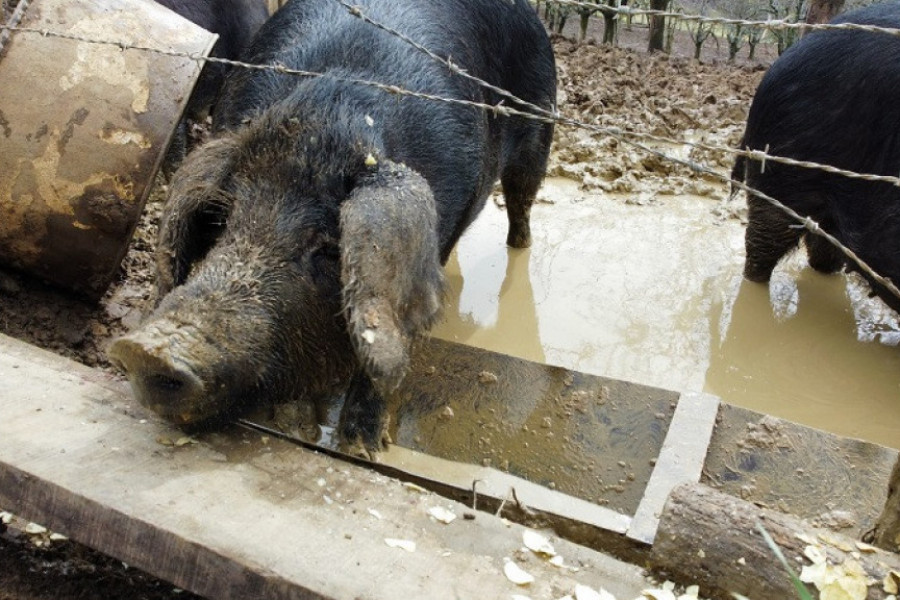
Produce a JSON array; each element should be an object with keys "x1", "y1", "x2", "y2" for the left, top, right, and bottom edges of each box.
[{"x1": 109, "y1": 322, "x2": 224, "y2": 425}]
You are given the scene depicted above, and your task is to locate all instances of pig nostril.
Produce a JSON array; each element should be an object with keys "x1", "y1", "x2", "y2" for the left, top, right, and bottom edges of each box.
[{"x1": 146, "y1": 374, "x2": 186, "y2": 392}]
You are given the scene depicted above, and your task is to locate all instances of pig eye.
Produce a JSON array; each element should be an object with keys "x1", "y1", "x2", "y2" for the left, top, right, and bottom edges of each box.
[
  {"x1": 308, "y1": 243, "x2": 339, "y2": 280},
  {"x1": 176, "y1": 204, "x2": 229, "y2": 285}
]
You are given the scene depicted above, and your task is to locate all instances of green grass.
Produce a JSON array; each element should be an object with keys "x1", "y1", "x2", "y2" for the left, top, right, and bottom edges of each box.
[{"x1": 755, "y1": 522, "x2": 816, "y2": 600}]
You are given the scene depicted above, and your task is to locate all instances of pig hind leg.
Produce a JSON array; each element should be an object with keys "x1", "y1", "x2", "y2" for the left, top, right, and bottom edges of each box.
[
  {"x1": 744, "y1": 195, "x2": 805, "y2": 282},
  {"x1": 805, "y1": 224, "x2": 845, "y2": 274},
  {"x1": 501, "y1": 119, "x2": 553, "y2": 248}
]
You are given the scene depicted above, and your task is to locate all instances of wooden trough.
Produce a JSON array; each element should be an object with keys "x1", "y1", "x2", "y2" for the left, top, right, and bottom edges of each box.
[{"x1": 0, "y1": 332, "x2": 897, "y2": 599}]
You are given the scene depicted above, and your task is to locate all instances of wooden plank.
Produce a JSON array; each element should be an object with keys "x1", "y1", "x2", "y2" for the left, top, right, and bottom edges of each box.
[
  {"x1": 626, "y1": 391, "x2": 720, "y2": 544},
  {"x1": 239, "y1": 418, "x2": 635, "y2": 536},
  {"x1": 0, "y1": 333, "x2": 653, "y2": 600},
  {"x1": 703, "y1": 404, "x2": 897, "y2": 536},
  {"x1": 381, "y1": 444, "x2": 634, "y2": 534}
]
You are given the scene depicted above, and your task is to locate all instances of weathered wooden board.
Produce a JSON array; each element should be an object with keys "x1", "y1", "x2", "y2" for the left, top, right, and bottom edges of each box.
[
  {"x1": 0, "y1": 333, "x2": 654, "y2": 600},
  {"x1": 702, "y1": 404, "x2": 898, "y2": 537},
  {"x1": 388, "y1": 337, "x2": 898, "y2": 538},
  {"x1": 626, "y1": 392, "x2": 719, "y2": 544}
]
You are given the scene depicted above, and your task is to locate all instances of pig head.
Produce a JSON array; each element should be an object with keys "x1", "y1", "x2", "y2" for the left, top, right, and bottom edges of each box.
[{"x1": 109, "y1": 110, "x2": 444, "y2": 456}]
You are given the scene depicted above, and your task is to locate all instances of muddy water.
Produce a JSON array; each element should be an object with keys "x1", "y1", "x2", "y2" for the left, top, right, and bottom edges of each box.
[{"x1": 431, "y1": 178, "x2": 900, "y2": 450}]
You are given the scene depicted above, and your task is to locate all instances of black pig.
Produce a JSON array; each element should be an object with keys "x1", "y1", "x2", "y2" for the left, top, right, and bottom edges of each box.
[
  {"x1": 110, "y1": 0, "x2": 556, "y2": 457},
  {"x1": 733, "y1": 1, "x2": 900, "y2": 312}
]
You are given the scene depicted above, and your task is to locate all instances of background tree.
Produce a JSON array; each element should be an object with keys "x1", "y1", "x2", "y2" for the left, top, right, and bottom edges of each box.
[
  {"x1": 664, "y1": 1, "x2": 679, "y2": 53},
  {"x1": 721, "y1": 0, "x2": 766, "y2": 61},
  {"x1": 686, "y1": 0, "x2": 717, "y2": 59},
  {"x1": 805, "y1": 0, "x2": 845, "y2": 24},
  {"x1": 767, "y1": 0, "x2": 804, "y2": 54},
  {"x1": 624, "y1": 0, "x2": 640, "y2": 30},
  {"x1": 647, "y1": 0, "x2": 670, "y2": 51},
  {"x1": 745, "y1": 20, "x2": 765, "y2": 60},
  {"x1": 573, "y1": 0, "x2": 604, "y2": 41},
  {"x1": 597, "y1": 0, "x2": 624, "y2": 44},
  {"x1": 545, "y1": 2, "x2": 574, "y2": 34}
]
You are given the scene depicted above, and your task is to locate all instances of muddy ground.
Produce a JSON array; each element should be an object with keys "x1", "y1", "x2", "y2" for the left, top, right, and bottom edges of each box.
[{"x1": 0, "y1": 22, "x2": 766, "y2": 600}]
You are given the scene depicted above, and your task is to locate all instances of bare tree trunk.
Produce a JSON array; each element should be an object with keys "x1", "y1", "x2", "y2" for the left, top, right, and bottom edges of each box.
[
  {"x1": 556, "y1": 11, "x2": 569, "y2": 34},
  {"x1": 727, "y1": 24, "x2": 744, "y2": 62},
  {"x1": 580, "y1": 11, "x2": 591, "y2": 41},
  {"x1": 869, "y1": 456, "x2": 900, "y2": 554},
  {"x1": 601, "y1": 4, "x2": 618, "y2": 45},
  {"x1": 806, "y1": 0, "x2": 845, "y2": 24},
  {"x1": 747, "y1": 25, "x2": 763, "y2": 61},
  {"x1": 647, "y1": 0, "x2": 669, "y2": 52}
]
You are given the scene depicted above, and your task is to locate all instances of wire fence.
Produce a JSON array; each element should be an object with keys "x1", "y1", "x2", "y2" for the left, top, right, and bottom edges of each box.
[
  {"x1": 541, "y1": 0, "x2": 900, "y2": 39},
  {"x1": 2, "y1": 0, "x2": 900, "y2": 304}
]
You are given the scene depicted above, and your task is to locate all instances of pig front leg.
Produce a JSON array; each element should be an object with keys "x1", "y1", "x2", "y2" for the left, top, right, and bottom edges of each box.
[
  {"x1": 338, "y1": 160, "x2": 445, "y2": 457},
  {"x1": 338, "y1": 371, "x2": 392, "y2": 459}
]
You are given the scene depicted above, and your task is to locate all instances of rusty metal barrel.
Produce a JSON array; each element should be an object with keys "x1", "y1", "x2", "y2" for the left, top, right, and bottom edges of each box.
[{"x1": 0, "y1": 0, "x2": 216, "y2": 299}]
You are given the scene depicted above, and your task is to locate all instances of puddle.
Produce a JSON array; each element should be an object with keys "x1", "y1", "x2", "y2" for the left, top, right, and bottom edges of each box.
[{"x1": 431, "y1": 177, "x2": 900, "y2": 450}]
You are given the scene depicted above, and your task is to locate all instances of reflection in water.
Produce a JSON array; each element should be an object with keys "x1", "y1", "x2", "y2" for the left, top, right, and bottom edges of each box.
[
  {"x1": 433, "y1": 217, "x2": 546, "y2": 365},
  {"x1": 706, "y1": 263, "x2": 900, "y2": 448},
  {"x1": 431, "y1": 247, "x2": 547, "y2": 456},
  {"x1": 431, "y1": 180, "x2": 900, "y2": 449},
  {"x1": 435, "y1": 185, "x2": 744, "y2": 393}
]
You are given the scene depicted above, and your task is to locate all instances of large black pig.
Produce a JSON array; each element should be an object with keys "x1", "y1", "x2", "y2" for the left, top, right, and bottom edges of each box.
[
  {"x1": 733, "y1": 1, "x2": 900, "y2": 311},
  {"x1": 110, "y1": 0, "x2": 556, "y2": 457}
]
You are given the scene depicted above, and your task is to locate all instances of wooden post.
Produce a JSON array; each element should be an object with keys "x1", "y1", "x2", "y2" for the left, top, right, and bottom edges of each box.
[{"x1": 652, "y1": 483, "x2": 900, "y2": 600}]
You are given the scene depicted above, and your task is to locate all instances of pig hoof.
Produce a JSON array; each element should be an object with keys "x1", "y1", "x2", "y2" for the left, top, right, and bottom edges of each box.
[
  {"x1": 341, "y1": 437, "x2": 381, "y2": 462},
  {"x1": 273, "y1": 401, "x2": 321, "y2": 443},
  {"x1": 339, "y1": 414, "x2": 391, "y2": 461}
]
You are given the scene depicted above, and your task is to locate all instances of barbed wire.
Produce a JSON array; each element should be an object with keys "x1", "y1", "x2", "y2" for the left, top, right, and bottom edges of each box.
[
  {"x1": 2, "y1": 8, "x2": 899, "y2": 304},
  {"x1": 328, "y1": 0, "x2": 900, "y2": 188},
  {"x1": 7, "y1": 14, "x2": 896, "y2": 190},
  {"x1": 0, "y1": 0, "x2": 28, "y2": 53},
  {"x1": 541, "y1": 0, "x2": 900, "y2": 39},
  {"x1": 333, "y1": 0, "x2": 555, "y2": 117}
]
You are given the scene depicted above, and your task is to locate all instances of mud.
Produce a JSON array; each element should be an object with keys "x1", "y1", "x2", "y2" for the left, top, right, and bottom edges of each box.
[
  {"x1": 0, "y1": 521, "x2": 201, "y2": 600},
  {"x1": 431, "y1": 38, "x2": 900, "y2": 450}
]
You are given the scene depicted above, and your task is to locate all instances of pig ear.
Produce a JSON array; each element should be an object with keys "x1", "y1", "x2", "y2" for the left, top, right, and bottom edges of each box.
[
  {"x1": 339, "y1": 160, "x2": 445, "y2": 390},
  {"x1": 156, "y1": 137, "x2": 239, "y2": 298}
]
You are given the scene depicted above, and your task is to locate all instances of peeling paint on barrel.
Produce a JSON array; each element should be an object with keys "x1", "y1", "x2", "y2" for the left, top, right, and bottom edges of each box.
[{"x1": 0, "y1": 0, "x2": 216, "y2": 298}]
